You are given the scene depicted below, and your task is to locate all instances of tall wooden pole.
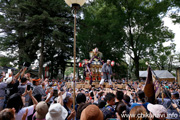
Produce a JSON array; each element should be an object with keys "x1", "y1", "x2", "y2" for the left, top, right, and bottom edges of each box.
[{"x1": 73, "y1": 9, "x2": 77, "y2": 120}]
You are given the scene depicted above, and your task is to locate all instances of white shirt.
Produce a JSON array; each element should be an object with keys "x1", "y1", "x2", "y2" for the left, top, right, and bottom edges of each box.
[{"x1": 15, "y1": 105, "x2": 34, "y2": 120}]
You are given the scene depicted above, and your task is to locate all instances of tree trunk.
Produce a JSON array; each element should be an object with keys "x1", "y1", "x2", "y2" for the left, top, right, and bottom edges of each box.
[
  {"x1": 18, "y1": 36, "x2": 26, "y2": 69},
  {"x1": 134, "y1": 56, "x2": 140, "y2": 80},
  {"x1": 38, "y1": 39, "x2": 44, "y2": 78},
  {"x1": 62, "y1": 65, "x2": 65, "y2": 79},
  {"x1": 18, "y1": 14, "x2": 26, "y2": 69},
  {"x1": 18, "y1": 48, "x2": 23, "y2": 69}
]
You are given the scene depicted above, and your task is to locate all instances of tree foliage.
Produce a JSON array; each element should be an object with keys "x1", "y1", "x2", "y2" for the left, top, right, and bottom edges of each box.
[
  {"x1": 0, "y1": 0, "x2": 73, "y2": 77},
  {"x1": 77, "y1": 0, "x2": 127, "y2": 78},
  {"x1": 0, "y1": 0, "x2": 178, "y2": 79},
  {"x1": 146, "y1": 43, "x2": 176, "y2": 72},
  {"x1": 78, "y1": 0, "x2": 174, "y2": 79},
  {"x1": 170, "y1": 0, "x2": 180, "y2": 24}
]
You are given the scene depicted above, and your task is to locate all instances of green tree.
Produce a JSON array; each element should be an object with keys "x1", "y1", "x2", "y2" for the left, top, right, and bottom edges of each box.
[
  {"x1": 171, "y1": 0, "x2": 180, "y2": 23},
  {"x1": 77, "y1": 0, "x2": 127, "y2": 78},
  {"x1": 0, "y1": 0, "x2": 37, "y2": 66},
  {"x1": 147, "y1": 43, "x2": 176, "y2": 72},
  {"x1": 175, "y1": 52, "x2": 180, "y2": 62},
  {"x1": 78, "y1": 0, "x2": 174, "y2": 80},
  {"x1": 0, "y1": 56, "x2": 16, "y2": 67},
  {"x1": 0, "y1": 0, "x2": 73, "y2": 77},
  {"x1": 117, "y1": 0, "x2": 174, "y2": 79}
]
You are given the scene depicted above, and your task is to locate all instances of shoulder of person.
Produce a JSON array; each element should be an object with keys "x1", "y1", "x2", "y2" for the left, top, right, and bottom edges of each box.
[
  {"x1": 130, "y1": 103, "x2": 138, "y2": 108},
  {"x1": 131, "y1": 103, "x2": 138, "y2": 105},
  {"x1": 21, "y1": 105, "x2": 35, "y2": 116},
  {"x1": 102, "y1": 63, "x2": 106, "y2": 66},
  {"x1": 144, "y1": 102, "x2": 149, "y2": 105},
  {"x1": 1, "y1": 82, "x2": 7, "y2": 87}
]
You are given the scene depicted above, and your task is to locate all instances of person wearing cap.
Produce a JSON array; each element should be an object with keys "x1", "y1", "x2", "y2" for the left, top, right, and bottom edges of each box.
[
  {"x1": 99, "y1": 59, "x2": 113, "y2": 88},
  {"x1": 46, "y1": 103, "x2": 68, "y2": 120},
  {"x1": 32, "y1": 78, "x2": 46, "y2": 99},
  {"x1": 147, "y1": 103, "x2": 167, "y2": 120},
  {"x1": 32, "y1": 101, "x2": 48, "y2": 120}
]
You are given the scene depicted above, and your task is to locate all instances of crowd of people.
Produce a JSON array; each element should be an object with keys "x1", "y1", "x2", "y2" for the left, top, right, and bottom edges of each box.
[{"x1": 0, "y1": 68, "x2": 180, "y2": 120}]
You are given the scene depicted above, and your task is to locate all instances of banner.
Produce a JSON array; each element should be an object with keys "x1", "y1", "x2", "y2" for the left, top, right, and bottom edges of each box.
[
  {"x1": 152, "y1": 75, "x2": 161, "y2": 98},
  {"x1": 144, "y1": 66, "x2": 155, "y2": 103}
]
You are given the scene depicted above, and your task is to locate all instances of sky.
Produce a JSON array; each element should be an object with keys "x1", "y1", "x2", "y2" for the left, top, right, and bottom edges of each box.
[{"x1": 163, "y1": 16, "x2": 180, "y2": 53}]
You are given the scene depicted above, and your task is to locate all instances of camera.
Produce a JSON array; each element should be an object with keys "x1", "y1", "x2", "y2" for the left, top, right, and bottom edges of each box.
[
  {"x1": 23, "y1": 62, "x2": 31, "y2": 68},
  {"x1": 27, "y1": 84, "x2": 31, "y2": 91},
  {"x1": 60, "y1": 87, "x2": 64, "y2": 92},
  {"x1": 53, "y1": 89, "x2": 58, "y2": 97}
]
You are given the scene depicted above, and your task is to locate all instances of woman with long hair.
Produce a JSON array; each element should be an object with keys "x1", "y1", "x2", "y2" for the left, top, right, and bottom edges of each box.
[{"x1": 6, "y1": 89, "x2": 37, "y2": 120}]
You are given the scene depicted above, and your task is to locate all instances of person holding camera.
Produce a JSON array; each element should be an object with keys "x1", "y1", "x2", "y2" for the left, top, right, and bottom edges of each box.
[
  {"x1": 6, "y1": 89, "x2": 38, "y2": 120},
  {"x1": 18, "y1": 77, "x2": 31, "y2": 107},
  {"x1": 2, "y1": 68, "x2": 27, "y2": 108}
]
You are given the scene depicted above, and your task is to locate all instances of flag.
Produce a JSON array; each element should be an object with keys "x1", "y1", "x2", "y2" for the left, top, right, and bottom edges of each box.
[
  {"x1": 152, "y1": 75, "x2": 161, "y2": 98},
  {"x1": 144, "y1": 66, "x2": 155, "y2": 104}
]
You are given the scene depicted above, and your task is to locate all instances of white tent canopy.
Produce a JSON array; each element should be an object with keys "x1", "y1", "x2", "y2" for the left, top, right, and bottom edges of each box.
[{"x1": 139, "y1": 70, "x2": 175, "y2": 79}]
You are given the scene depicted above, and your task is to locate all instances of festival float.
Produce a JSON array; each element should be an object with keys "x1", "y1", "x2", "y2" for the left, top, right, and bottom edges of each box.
[{"x1": 79, "y1": 48, "x2": 115, "y2": 84}]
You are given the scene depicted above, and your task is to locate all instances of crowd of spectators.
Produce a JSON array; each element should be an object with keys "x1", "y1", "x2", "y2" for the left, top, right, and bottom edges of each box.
[{"x1": 0, "y1": 68, "x2": 180, "y2": 120}]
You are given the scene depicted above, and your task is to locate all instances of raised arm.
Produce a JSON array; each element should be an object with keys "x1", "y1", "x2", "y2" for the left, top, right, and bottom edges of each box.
[
  {"x1": 27, "y1": 89, "x2": 38, "y2": 105},
  {"x1": 45, "y1": 90, "x2": 53, "y2": 103},
  {"x1": 14, "y1": 69, "x2": 23, "y2": 80},
  {"x1": 57, "y1": 91, "x2": 63, "y2": 106},
  {"x1": 20, "y1": 67, "x2": 27, "y2": 78}
]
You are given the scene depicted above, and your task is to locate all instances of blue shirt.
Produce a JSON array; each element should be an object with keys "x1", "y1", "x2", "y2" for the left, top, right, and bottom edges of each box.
[{"x1": 130, "y1": 102, "x2": 149, "y2": 111}]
